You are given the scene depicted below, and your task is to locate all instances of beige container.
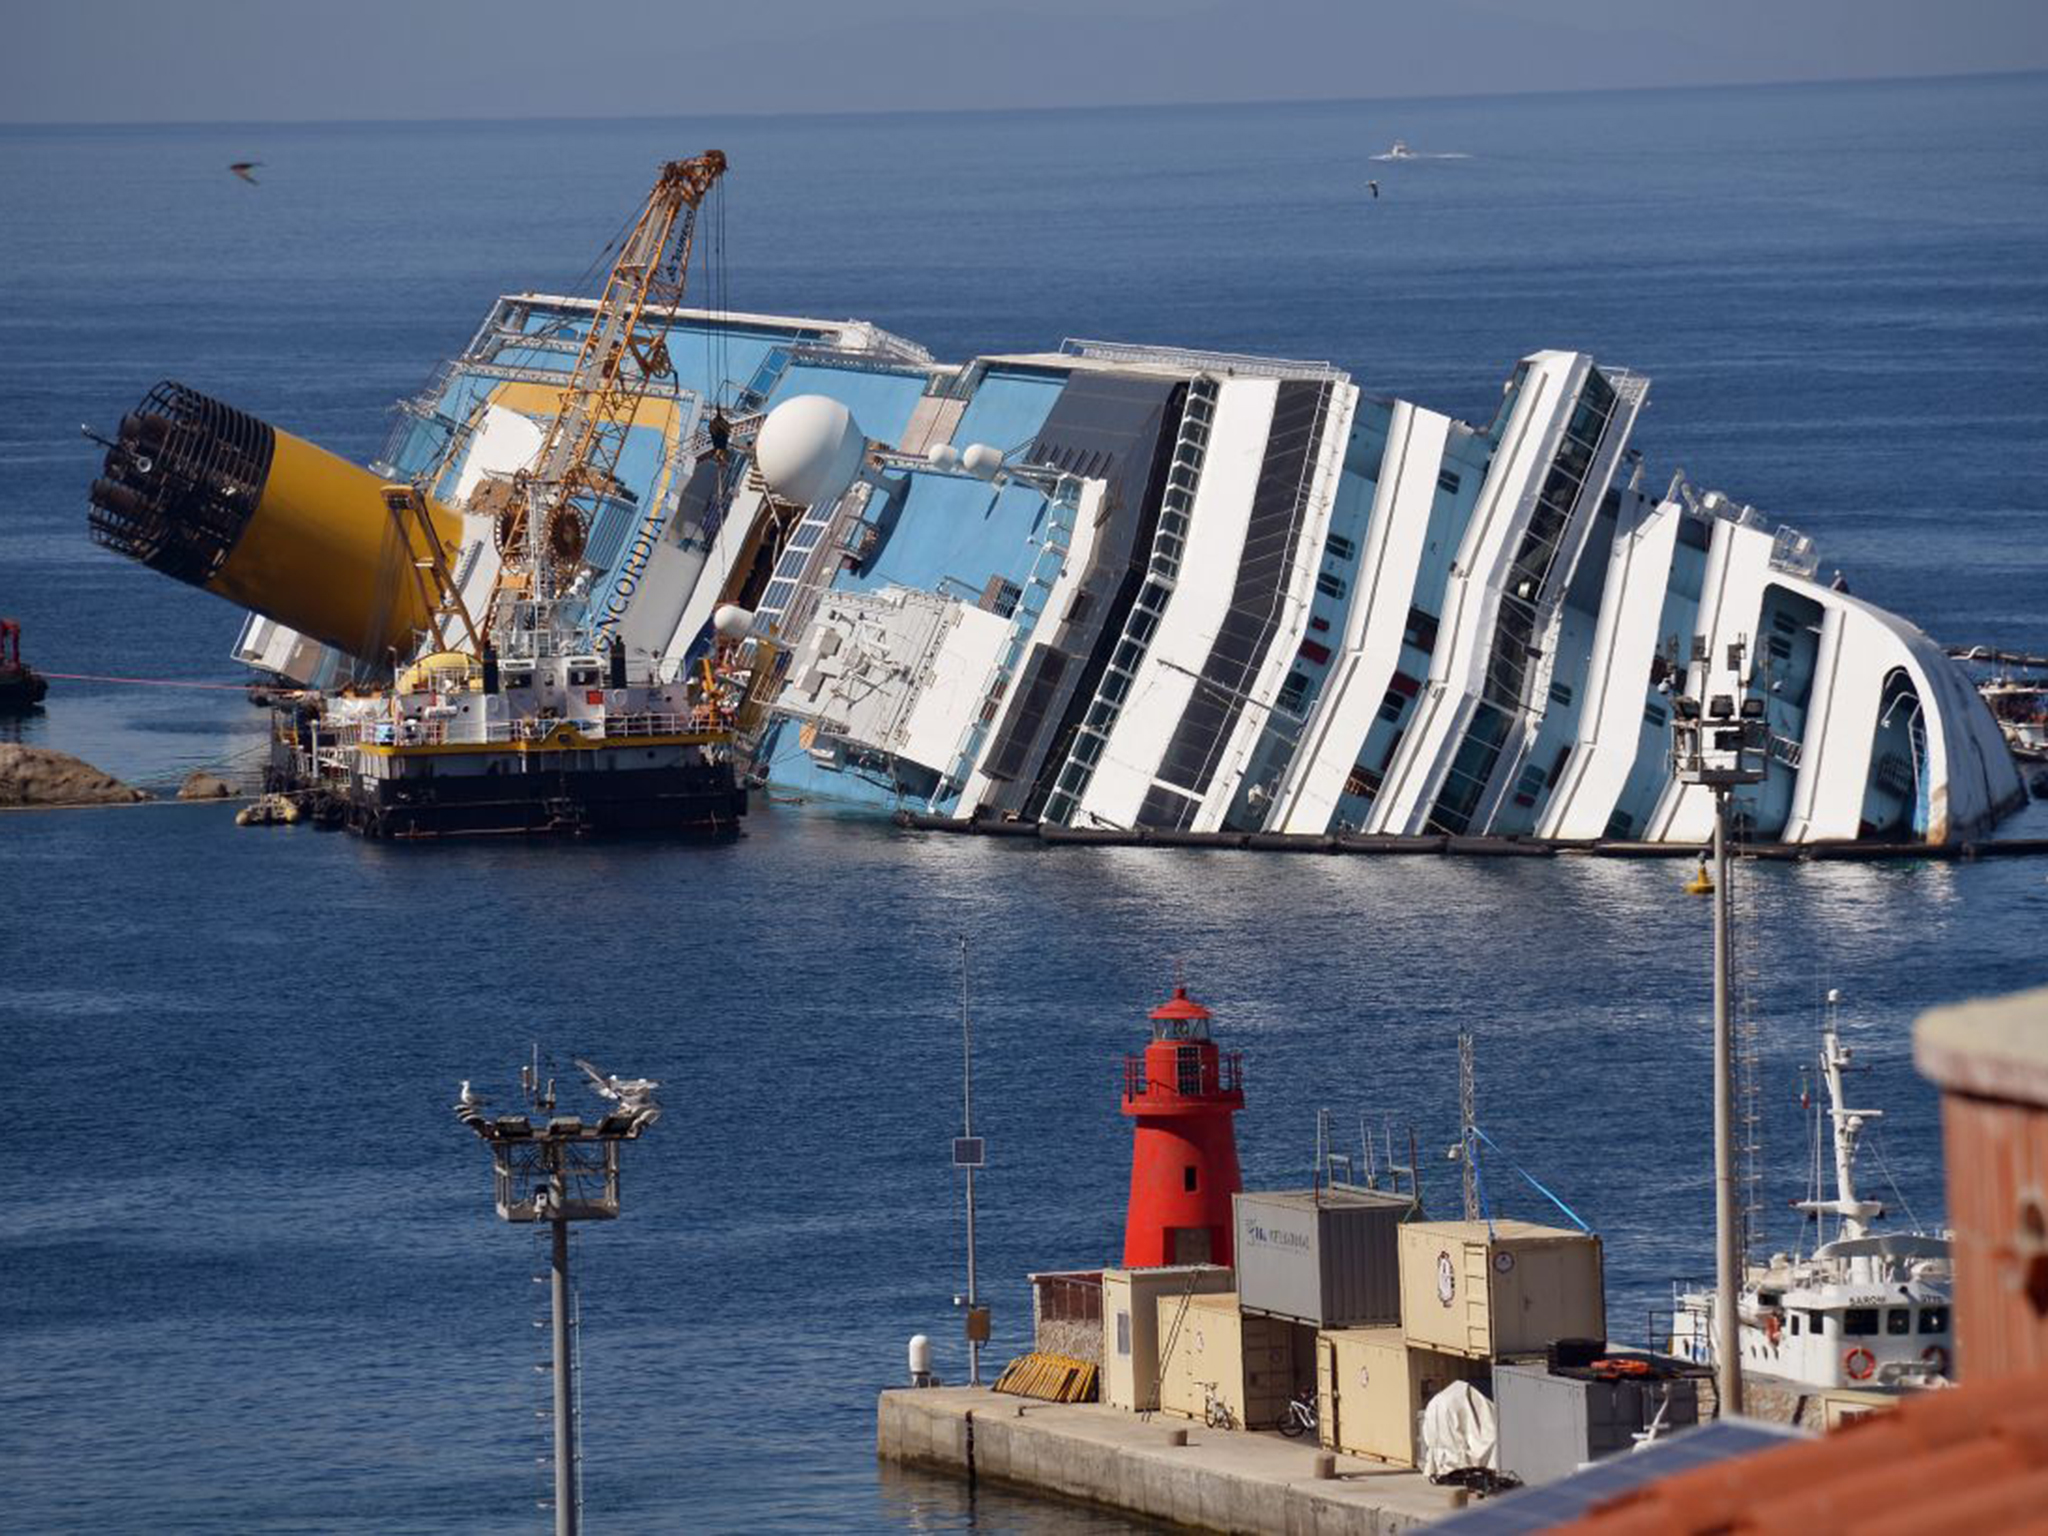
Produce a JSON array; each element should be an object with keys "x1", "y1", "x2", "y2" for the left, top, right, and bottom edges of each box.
[
  {"x1": 1397, "y1": 1219, "x2": 1605, "y2": 1360},
  {"x1": 1315, "y1": 1327, "x2": 1492, "y2": 1466},
  {"x1": 1099, "y1": 1265, "x2": 1234, "y2": 1411},
  {"x1": 1154, "y1": 1291, "x2": 1300, "y2": 1429}
]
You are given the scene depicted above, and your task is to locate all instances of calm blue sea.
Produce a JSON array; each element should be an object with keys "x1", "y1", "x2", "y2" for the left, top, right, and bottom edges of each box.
[{"x1": 3, "y1": 74, "x2": 2046, "y2": 1532}]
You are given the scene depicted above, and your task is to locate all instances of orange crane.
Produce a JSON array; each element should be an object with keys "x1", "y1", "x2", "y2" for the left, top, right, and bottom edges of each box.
[{"x1": 489, "y1": 151, "x2": 728, "y2": 637}]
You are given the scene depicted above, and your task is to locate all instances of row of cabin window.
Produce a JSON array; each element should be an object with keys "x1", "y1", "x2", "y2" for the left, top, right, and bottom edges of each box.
[
  {"x1": 502, "y1": 667, "x2": 603, "y2": 689},
  {"x1": 1786, "y1": 1305, "x2": 1948, "y2": 1338}
]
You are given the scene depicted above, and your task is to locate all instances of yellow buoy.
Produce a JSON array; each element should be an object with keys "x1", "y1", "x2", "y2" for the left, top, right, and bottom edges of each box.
[{"x1": 1684, "y1": 860, "x2": 1715, "y2": 896}]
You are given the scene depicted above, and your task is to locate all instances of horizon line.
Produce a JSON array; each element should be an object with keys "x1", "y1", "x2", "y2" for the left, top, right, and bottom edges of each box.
[{"x1": 2, "y1": 63, "x2": 2041, "y2": 132}]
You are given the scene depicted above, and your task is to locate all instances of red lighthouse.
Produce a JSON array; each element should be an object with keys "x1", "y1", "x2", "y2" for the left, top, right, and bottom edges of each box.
[{"x1": 1121, "y1": 983, "x2": 1245, "y2": 1268}]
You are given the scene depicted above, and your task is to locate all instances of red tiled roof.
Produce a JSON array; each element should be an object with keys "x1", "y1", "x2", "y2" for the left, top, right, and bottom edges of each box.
[{"x1": 1553, "y1": 1367, "x2": 2048, "y2": 1535}]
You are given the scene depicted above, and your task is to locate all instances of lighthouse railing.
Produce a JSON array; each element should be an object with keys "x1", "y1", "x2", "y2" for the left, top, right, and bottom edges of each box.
[{"x1": 1123, "y1": 1051, "x2": 1244, "y2": 1101}]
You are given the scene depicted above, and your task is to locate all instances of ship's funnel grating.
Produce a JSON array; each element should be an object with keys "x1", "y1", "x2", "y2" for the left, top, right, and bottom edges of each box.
[{"x1": 88, "y1": 381, "x2": 275, "y2": 587}]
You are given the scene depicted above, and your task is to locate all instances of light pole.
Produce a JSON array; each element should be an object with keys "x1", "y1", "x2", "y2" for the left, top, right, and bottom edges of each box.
[
  {"x1": 1669, "y1": 638, "x2": 1768, "y2": 1418},
  {"x1": 455, "y1": 1058, "x2": 662, "y2": 1536},
  {"x1": 955, "y1": 936, "x2": 989, "y2": 1385}
]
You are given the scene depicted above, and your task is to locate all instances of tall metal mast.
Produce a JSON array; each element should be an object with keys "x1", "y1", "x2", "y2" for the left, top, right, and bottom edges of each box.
[
  {"x1": 1670, "y1": 635, "x2": 1768, "y2": 1418},
  {"x1": 1459, "y1": 1031, "x2": 1480, "y2": 1222},
  {"x1": 958, "y1": 935, "x2": 986, "y2": 1387},
  {"x1": 1797, "y1": 989, "x2": 1884, "y2": 1244},
  {"x1": 455, "y1": 1058, "x2": 663, "y2": 1536},
  {"x1": 489, "y1": 151, "x2": 728, "y2": 650}
]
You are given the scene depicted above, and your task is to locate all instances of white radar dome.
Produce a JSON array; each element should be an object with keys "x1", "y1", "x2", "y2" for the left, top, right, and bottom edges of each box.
[
  {"x1": 712, "y1": 604, "x2": 757, "y2": 640},
  {"x1": 926, "y1": 442, "x2": 962, "y2": 471},
  {"x1": 960, "y1": 442, "x2": 1004, "y2": 480},
  {"x1": 756, "y1": 394, "x2": 868, "y2": 506}
]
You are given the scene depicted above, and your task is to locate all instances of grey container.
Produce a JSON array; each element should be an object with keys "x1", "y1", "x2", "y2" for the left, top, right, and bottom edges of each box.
[
  {"x1": 1493, "y1": 1362, "x2": 1702, "y2": 1486},
  {"x1": 1232, "y1": 1187, "x2": 1413, "y2": 1329}
]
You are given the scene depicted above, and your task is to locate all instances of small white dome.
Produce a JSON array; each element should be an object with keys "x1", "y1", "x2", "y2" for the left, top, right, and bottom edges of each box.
[
  {"x1": 712, "y1": 604, "x2": 756, "y2": 639},
  {"x1": 960, "y1": 442, "x2": 1003, "y2": 480},
  {"x1": 926, "y1": 443, "x2": 962, "y2": 471},
  {"x1": 756, "y1": 394, "x2": 868, "y2": 506}
]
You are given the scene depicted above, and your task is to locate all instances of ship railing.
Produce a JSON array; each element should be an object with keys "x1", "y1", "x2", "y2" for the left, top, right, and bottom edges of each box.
[
  {"x1": 1062, "y1": 337, "x2": 1348, "y2": 383},
  {"x1": 320, "y1": 709, "x2": 722, "y2": 750}
]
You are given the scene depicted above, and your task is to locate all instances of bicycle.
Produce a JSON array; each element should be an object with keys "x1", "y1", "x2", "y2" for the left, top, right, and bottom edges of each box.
[
  {"x1": 1196, "y1": 1379, "x2": 1237, "y2": 1430},
  {"x1": 1277, "y1": 1385, "x2": 1318, "y2": 1439}
]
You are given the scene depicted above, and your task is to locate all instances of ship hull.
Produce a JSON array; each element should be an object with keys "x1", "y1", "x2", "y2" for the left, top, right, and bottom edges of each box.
[{"x1": 296, "y1": 756, "x2": 746, "y2": 841}]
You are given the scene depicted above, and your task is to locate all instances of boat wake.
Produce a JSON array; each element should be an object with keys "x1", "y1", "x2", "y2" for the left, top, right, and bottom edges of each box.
[{"x1": 1370, "y1": 149, "x2": 1472, "y2": 162}]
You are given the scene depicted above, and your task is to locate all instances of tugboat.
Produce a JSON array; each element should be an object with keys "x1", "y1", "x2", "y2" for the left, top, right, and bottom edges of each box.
[
  {"x1": 0, "y1": 619, "x2": 49, "y2": 711},
  {"x1": 1670, "y1": 990, "x2": 1952, "y2": 1392}
]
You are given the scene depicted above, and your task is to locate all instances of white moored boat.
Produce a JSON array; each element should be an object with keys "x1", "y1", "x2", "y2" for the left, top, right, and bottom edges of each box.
[{"x1": 1671, "y1": 990, "x2": 1952, "y2": 1392}]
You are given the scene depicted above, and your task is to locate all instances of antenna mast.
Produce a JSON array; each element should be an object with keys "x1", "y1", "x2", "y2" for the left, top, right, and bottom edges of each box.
[{"x1": 1459, "y1": 1031, "x2": 1479, "y2": 1221}]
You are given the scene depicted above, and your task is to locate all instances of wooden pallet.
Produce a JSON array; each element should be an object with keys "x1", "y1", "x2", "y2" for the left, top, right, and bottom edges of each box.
[{"x1": 991, "y1": 1351, "x2": 1099, "y2": 1403}]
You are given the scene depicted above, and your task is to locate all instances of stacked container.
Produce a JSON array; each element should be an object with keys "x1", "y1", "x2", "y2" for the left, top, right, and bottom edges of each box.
[
  {"x1": 1099, "y1": 1264, "x2": 1233, "y2": 1410},
  {"x1": 1313, "y1": 1327, "x2": 1493, "y2": 1466},
  {"x1": 1397, "y1": 1219, "x2": 1605, "y2": 1360},
  {"x1": 1232, "y1": 1188, "x2": 1413, "y2": 1328},
  {"x1": 1153, "y1": 1291, "x2": 1299, "y2": 1429}
]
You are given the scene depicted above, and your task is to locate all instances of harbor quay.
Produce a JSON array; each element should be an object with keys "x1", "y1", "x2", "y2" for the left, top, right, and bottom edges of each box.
[
  {"x1": 878, "y1": 1386, "x2": 1460, "y2": 1535},
  {"x1": 870, "y1": 978, "x2": 2048, "y2": 1532}
]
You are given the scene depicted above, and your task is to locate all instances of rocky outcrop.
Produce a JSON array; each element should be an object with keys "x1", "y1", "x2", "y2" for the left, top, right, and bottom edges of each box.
[
  {"x1": 0, "y1": 745, "x2": 149, "y2": 806},
  {"x1": 177, "y1": 770, "x2": 238, "y2": 800}
]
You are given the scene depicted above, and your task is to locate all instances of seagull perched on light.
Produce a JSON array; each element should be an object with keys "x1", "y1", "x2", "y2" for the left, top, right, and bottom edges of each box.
[
  {"x1": 456, "y1": 1079, "x2": 487, "y2": 1109},
  {"x1": 574, "y1": 1058, "x2": 660, "y2": 1109}
]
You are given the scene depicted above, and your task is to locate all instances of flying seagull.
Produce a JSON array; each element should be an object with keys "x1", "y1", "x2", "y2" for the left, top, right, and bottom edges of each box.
[
  {"x1": 573, "y1": 1058, "x2": 660, "y2": 1108},
  {"x1": 229, "y1": 161, "x2": 262, "y2": 184}
]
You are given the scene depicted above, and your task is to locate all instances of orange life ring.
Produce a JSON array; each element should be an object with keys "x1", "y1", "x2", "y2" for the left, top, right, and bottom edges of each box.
[
  {"x1": 1844, "y1": 1347, "x2": 1877, "y2": 1381},
  {"x1": 1764, "y1": 1313, "x2": 1782, "y2": 1345},
  {"x1": 1922, "y1": 1345, "x2": 1949, "y2": 1374}
]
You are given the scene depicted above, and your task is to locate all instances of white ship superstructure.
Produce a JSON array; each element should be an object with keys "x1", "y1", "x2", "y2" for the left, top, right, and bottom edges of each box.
[
  {"x1": 221, "y1": 303, "x2": 2023, "y2": 846},
  {"x1": 1671, "y1": 993, "x2": 1953, "y2": 1392}
]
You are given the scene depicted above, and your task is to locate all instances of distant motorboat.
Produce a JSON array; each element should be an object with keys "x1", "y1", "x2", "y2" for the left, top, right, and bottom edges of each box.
[{"x1": 1369, "y1": 139, "x2": 1471, "y2": 162}]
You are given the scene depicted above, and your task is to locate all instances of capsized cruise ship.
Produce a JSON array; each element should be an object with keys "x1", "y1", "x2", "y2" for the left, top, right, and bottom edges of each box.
[{"x1": 213, "y1": 299, "x2": 2023, "y2": 845}]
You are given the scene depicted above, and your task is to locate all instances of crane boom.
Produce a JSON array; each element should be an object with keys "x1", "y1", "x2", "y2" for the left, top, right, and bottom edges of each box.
[{"x1": 492, "y1": 150, "x2": 728, "y2": 636}]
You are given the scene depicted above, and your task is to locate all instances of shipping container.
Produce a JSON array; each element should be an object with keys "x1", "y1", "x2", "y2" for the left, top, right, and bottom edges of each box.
[
  {"x1": 1398, "y1": 1219, "x2": 1605, "y2": 1359},
  {"x1": 1099, "y1": 1265, "x2": 1233, "y2": 1411},
  {"x1": 1233, "y1": 1187, "x2": 1414, "y2": 1328},
  {"x1": 1493, "y1": 1361, "x2": 1700, "y2": 1485},
  {"x1": 1314, "y1": 1326, "x2": 1493, "y2": 1466},
  {"x1": 1153, "y1": 1290, "x2": 1308, "y2": 1429}
]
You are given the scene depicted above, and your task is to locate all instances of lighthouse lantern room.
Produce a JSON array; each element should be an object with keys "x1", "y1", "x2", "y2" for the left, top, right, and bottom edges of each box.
[{"x1": 1121, "y1": 983, "x2": 1245, "y2": 1268}]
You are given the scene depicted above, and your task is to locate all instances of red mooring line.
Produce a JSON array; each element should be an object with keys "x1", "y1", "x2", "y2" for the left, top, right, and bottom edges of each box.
[{"x1": 38, "y1": 671, "x2": 251, "y2": 691}]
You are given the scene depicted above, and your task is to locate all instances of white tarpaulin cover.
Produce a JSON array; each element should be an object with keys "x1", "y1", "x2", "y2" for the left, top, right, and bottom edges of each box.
[{"x1": 1421, "y1": 1379, "x2": 1499, "y2": 1480}]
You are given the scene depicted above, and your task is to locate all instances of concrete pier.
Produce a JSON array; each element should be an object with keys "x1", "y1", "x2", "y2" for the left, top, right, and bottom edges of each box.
[{"x1": 877, "y1": 1387, "x2": 1467, "y2": 1534}]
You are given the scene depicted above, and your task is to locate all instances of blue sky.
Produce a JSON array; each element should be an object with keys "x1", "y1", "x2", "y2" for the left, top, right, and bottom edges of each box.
[{"x1": 6, "y1": 0, "x2": 2047, "y2": 124}]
